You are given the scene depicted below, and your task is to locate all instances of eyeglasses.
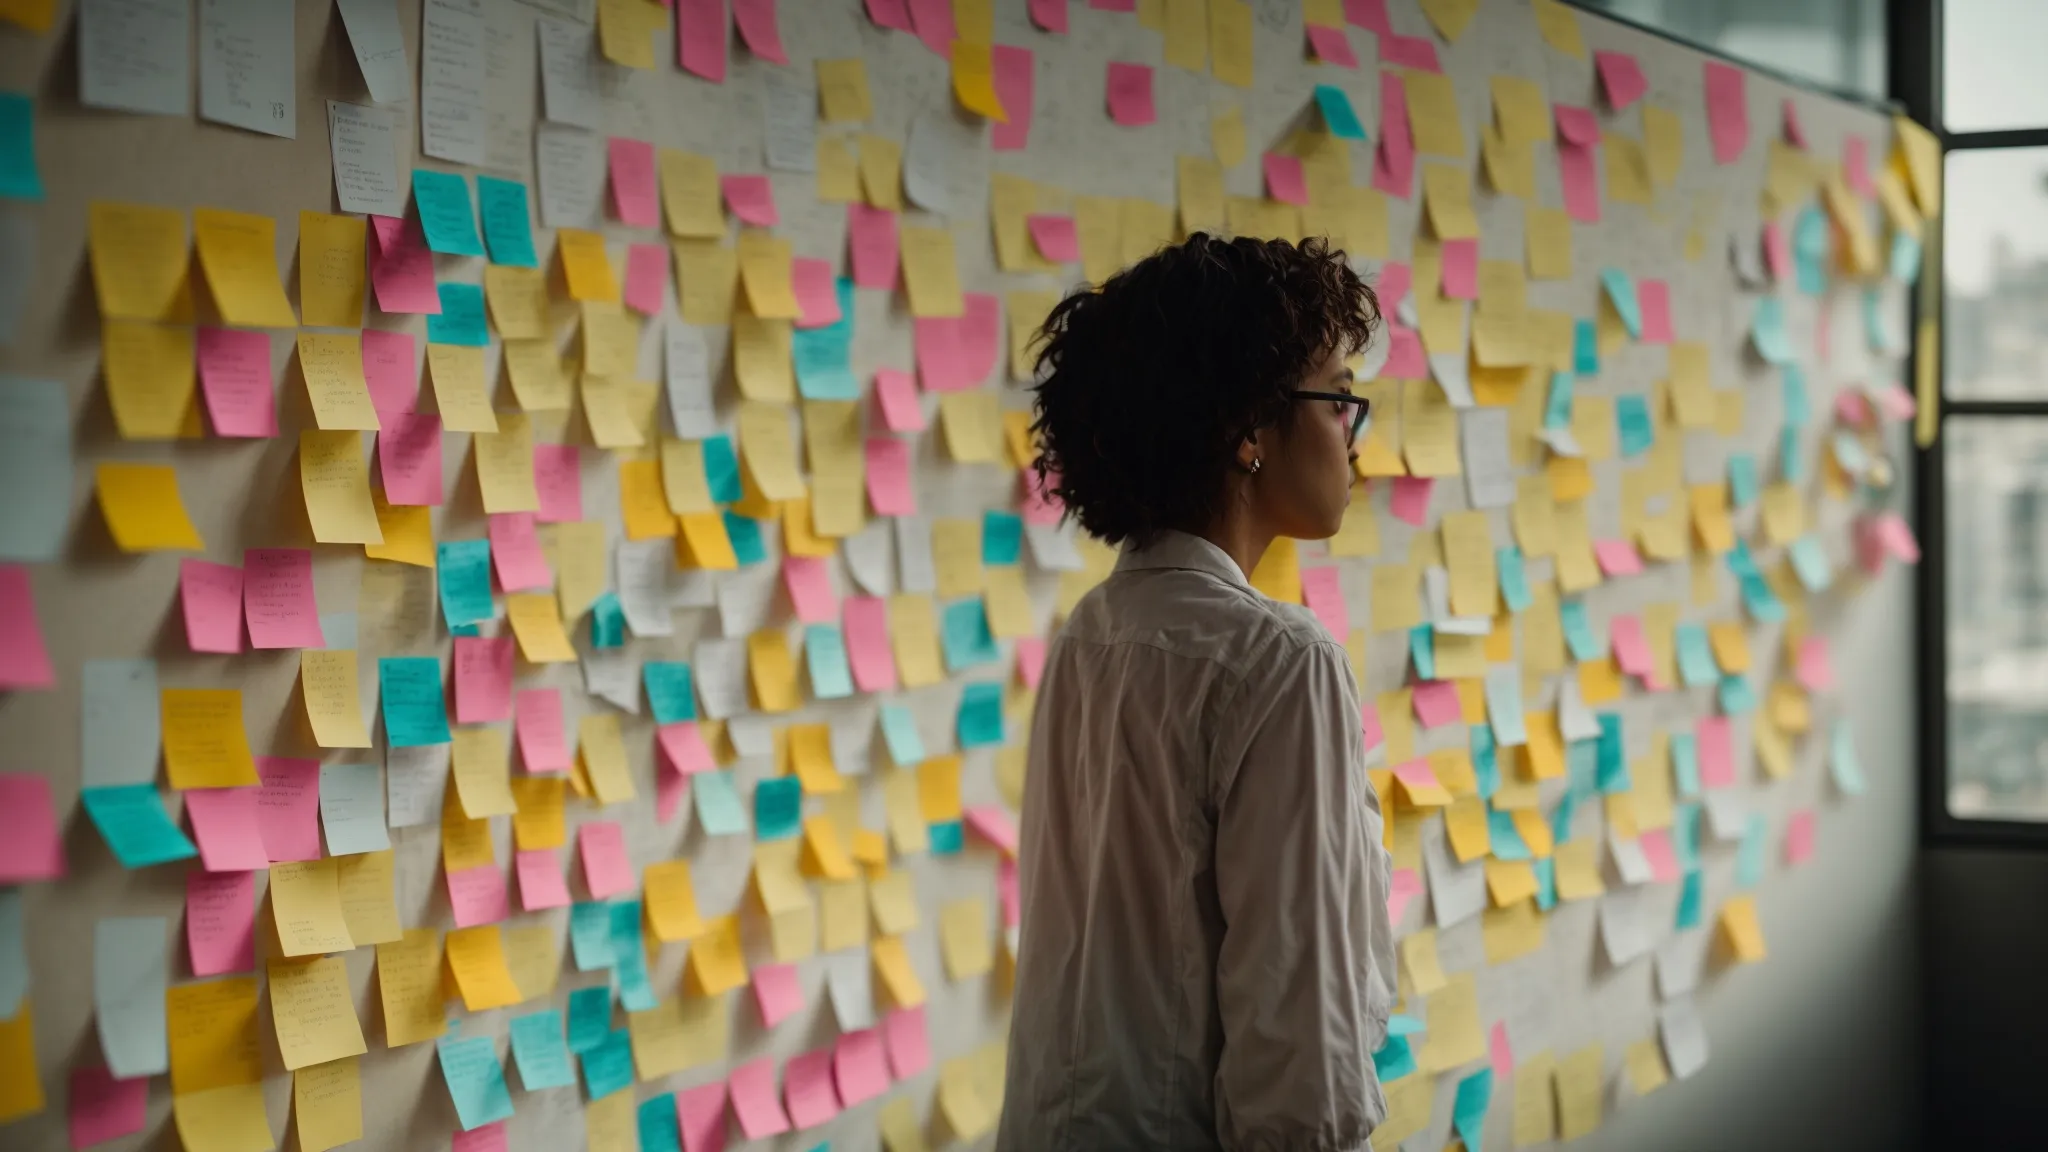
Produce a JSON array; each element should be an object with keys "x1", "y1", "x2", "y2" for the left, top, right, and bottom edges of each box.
[{"x1": 1289, "y1": 391, "x2": 1373, "y2": 444}]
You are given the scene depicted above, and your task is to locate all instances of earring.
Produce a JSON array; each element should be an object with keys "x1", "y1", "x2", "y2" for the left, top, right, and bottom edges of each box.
[{"x1": 1249, "y1": 458, "x2": 1262, "y2": 474}]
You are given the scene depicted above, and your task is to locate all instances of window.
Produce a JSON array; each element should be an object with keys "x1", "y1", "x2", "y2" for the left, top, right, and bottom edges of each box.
[{"x1": 1574, "y1": 0, "x2": 1887, "y2": 102}]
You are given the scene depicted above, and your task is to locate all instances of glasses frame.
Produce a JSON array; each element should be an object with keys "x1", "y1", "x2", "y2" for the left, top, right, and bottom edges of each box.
[{"x1": 1289, "y1": 390, "x2": 1373, "y2": 444}]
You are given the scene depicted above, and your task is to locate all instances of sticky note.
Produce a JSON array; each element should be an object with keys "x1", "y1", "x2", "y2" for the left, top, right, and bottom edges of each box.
[
  {"x1": 379, "y1": 656, "x2": 451, "y2": 747},
  {"x1": 268, "y1": 954, "x2": 367, "y2": 1069},
  {"x1": 1105, "y1": 61, "x2": 1155, "y2": 125},
  {"x1": 83, "y1": 784, "x2": 197, "y2": 868},
  {"x1": 68, "y1": 1064, "x2": 149, "y2": 1149},
  {"x1": 293, "y1": 1054, "x2": 362, "y2": 1152},
  {"x1": 193, "y1": 207, "x2": 297, "y2": 328},
  {"x1": 411, "y1": 170, "x2": 485, "y2": 257},
  {"x1": 0, "y1": 774, "x2": 60, "y2": 882},
  {"x1": 166, "y1": 974, "x2": 262, "y2": 1093},
  {"x1": 96, "y1": 462, "x2": 203, "y2": 552},
  {"x1": 439, "y1": 1035, "x2": 516, "y2": 1131},
  {"x1": 94, "y1": 916, "x2": 169, "y2": 1078}
]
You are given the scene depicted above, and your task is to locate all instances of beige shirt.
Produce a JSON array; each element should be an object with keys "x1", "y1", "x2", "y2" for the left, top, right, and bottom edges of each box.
[{"x1": 998, "y1": 531, "x2": 1397, "y2": 1152}]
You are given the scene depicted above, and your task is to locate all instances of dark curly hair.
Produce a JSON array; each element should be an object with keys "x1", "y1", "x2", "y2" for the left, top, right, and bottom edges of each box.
[{"x1": 1026, "y1": 233, "x2": 1380, "y2": 547}]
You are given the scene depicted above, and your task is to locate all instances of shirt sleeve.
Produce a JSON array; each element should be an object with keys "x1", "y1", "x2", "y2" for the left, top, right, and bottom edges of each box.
[{"x1": 1212, "y1": 638, "x2": 1387, "y2": 1152}]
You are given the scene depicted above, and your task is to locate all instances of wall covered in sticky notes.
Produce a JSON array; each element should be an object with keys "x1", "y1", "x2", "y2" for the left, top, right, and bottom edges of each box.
[{"x1": 0, "y1": 0, "x2": 1925, "y2": 1149}]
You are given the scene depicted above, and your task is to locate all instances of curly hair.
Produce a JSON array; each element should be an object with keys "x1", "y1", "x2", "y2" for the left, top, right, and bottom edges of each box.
[{"x1": 1026, "y1": 233, "x2": 1380, "y2": 547}]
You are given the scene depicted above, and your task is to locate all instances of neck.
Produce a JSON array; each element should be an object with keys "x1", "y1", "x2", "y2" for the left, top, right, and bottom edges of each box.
[{"x1": 1198, "y1": 504, "x2": 1277, "y2": 582}]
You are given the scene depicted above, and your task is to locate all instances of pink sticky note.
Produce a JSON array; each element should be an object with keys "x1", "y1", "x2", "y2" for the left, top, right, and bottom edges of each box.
[
  {"x1": 186, "y1": 868, "x2": 256, "y2": 975},
  {"x1": 255, "y1": 756, "x2": 322, "y2": 863},
  {"x1": 883, "y1": 1006, "x2": 930, "y2": 1079},
  {"x1": 1834, "y1": 391, "x2": 1874, "y2": 427},
  {"x1": 732, "y1": 0, "x2": 789, "y2": 63},
  {"x1": 607, "y1": 138, "x2": 660, "y2": 229},
  {"x1": 1637, "y1": 280, "x2": 1674, "y2": 343},
  {"x1": 488, "y1": 513, "x2": 552, "y2": 592},
  {"x1": 1412, "y1": 681, "x2": 1462, "y2": 729},
  {"x1": 1380, "y1": 324, "x2": 1425, "y2": 379},
  {"x1": 1021, "y1": 468, "x2": 1061, "y2": 525},
  {"x1": 1876, "y1": 385, "x2": 1916, "y2": 421},
  {"x1": 1372, "y1": 74, "x2": 1414, "y2": 198},
  {"x1": 1875, "y1": 513, "x2": 1920, "y2": 563},
  {"x1": 1380, "y1": 33, "x2": 1440, "y2": 72},
  {"x1": 1796, "y1": 635, "x2": 1835, "y2": 692},
  {"x1": 991, "y1": 45, "x2": 1036, "y2": 151},
  {"x1": 1028, "y1": 0, "x2": 1067, "y2": 33},
  {"x1": 179, "y1": 559, "x2": 245, "y2": 654},
  {"x1": 454, "y1": 635, "x2": 516, "y2": 724},
  {"x1": 1785, "y1": 809, "x2": 1816, "y2": 866},
  {"x1": 843, "y1": 596, "x2": 898, "y2": 693},
  {"x1": 1639, "y1": 829, "x2": 1681, "y2": 882},
  {"x1": 0, "y1": 567, "x2": 49, "y2": 691},
  {"x1": 676, "y1": 1080, "x2": 731, "y2": 1152},
  {"x1": 656, "y1": 768, "x2": 686, "y2": 826},
  {"x1": 1263, "y1": 153, "x2": 1309, "y2": 205},
  {"x1": 1389, "y1": 475, "x2": 1432, "y2": 526},
  {"x1": 1440, "y1": 238, "x2": 1478, "y2": 299},
  {"x1": 963, "y1": 805, "x2": 1019, "y2": 855},
  {"x1": 872, "y1": 369, "x2": 924, "y2": 432},
  {"x1": 1105, "y1": 61, "x2": 1155, "y2": 126},
  {"x1": 1555, "y1": 105, "x2": 1600, "y2": 148},
  {"x1": 1595, "y1": 50, "x2": 1647, "y2": 110},
  {"x1": 997, "y1": 856, "x2": 1020, "y2": 926},
  {"x1": 68, "y1": 1065, "x2": 149, "y2": 1148},
  {"x1": 1610, "y1": 615, "x2": 1654, "y2": 677},
  {"x1": 1027, "y1": 214, "x2": 1080, "y2": 263},
  {"x1": 676, "y1": 0, "x2": 728, "y2": 83},
  {"x1": 906, "y1": 0, "x2": 954, "y2": 55},
  {"x1": 1704, "y1": 61, "x2": 1749, "y2": 164},
  {"x1": 721, "y1": 175, "x2": 778, "y2": 227},
  {"x1": 783, "y1": 555, "x2": 839, "y2": 624},
  {"x1": 791, "y1": 258, "x2": 842, "y2": 329},
  {"x1": 864, "y1": 438, "x2": 917, "y2": 516},
  {"x1": 847, "y1": 204, "x2": 900, "y2": 290},
  {"x1": 784, "y1": 1048, "x2": 841, "y2": 1130},
  {"x1": 1392, "y1": 757, "x2": 1445, "y2": 795},
  {"x1": 752, "y1": 962, "x2": 804, "y2": 1028},
  {"x1": 196, "y1": 327, "x2": 276, "y2": 437},
  {"x1": 1360, "y1": 698, "x2": 1384, "y2": 752},
  {"x1": 1561, "y1": 139, "x2": 1602, "y2": 223},
  {"x1": 865, "y1": 0, "x2": 912, "y2": 31},
  {"x1": 579, "y1": 821, "x2": 635, "y2": 899},
  {"x1": 242, "y1": 548, "x2": 323, "y2": 649},
  {"x1": 1346, "y1": 0, "x2": 1390, "y2": 31},
  {"x1": 516, "y1": 688, "x2": 571, "y2": 773},
  {"x1": 367, "y1": 215, "x2": 442, "y2": 315},
  {"x1": 451, "y1": 1120, "x2": 509, "y2": 1152},
  {"x1": 833, "y1": 1028, "x2": 892, "y2": 1107},
  {"x1": 1594, "y1": 539, "x2": 1643, "y2": 577},
  {"x1": 183, "y1": 789, "x2": 269, "y2": 872},
  {"x1": 729, "y1": 1057, "x2": 792, "y2": 1140},
  {"x1": 1090, "y1": 0, "x2": 1135, "y2": 9},
  {"x1": 1489, "y1": 1021, "x2": 1515, "y2": 1081},
  {"x1": 1782, "y1": 98, "x2": 1808, "y2": 148},
  {"x1": 1015, "y1": 636, "x2": 1048, "y2": 689},
  {"x1": 532, "y1": 444, "x2": 584, "y2": 522},
  {"x1": 361, "y1": 328, "x2": 418, "y2": 418},
  {"x1": 379, "y1": 412, "x2": 445, "y2": 507},
  {"x1": 1387, "y1": 867, "x2": 1422, "y2": 921},
  {"x1": 1300, "y1": 567, "x2": 1350, "y2": 638},
  {"x1": 623, "y1": 243, "x2": 669, "y2": 316},
  {"x1": 913, "y1": 292, "x2": 1002, "y2": 392},
  {"x1": 1696, "y1": 715, "x2": 1734, "y2": 788},
  {"x1": 1844, "y1": 135, "x2": 1873, "y2": 197},
  {"x1": 658, "y1": 721, "x2": 716, "y2": 775},
  {"x1": 448, "y1": 865, "x2": 510, "y2": 927},
  {"x1": 516, "y1": 849, "x2": 571, "y2": 910},
  {"x1": 1307, "y1": 23, "x2": 1359, "y2": 68},
  {"x1": 0, "y1": 774, "x2": 61, "y2": 882},
  {"x1": 1375, "y1": 261, "x2": 1412, "y2": 310},
  {"x1": 1762, "y1": 221, "x2": 1792, "y2": 281}
]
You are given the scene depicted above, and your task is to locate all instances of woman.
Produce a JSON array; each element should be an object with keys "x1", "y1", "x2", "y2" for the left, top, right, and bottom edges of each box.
[{"x1": 998, "y1": 235, "x2": 1396, "y2": 1151}]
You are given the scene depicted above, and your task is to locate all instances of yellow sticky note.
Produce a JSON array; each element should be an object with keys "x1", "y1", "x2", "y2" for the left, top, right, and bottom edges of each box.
[
  {"x1": 580, "y1": 370, "x2": 649, "y2": 448},
  {"x1": 749, "y1": 628, "x2": 802, "y2": 713},
  {"x1": 1480, "y1": 122, "x2": 1537, "y2": 199},
  {"x1": 1513, "y1": 1050, "x2": 1558, "y2": 1144},
  {"x1": 193, "y1": 207, "x2": 297, "y2": 328},
  {"x1": 1418, "y1": 973, "x2": 1487, "y2": 1073},
  {"x1": 675, "y1": 511, "x2": 737, "y2": 570},
  {"x1": 1625, "y1": 1036, "x2": 1670, "y2": 1097},
  {"x1": 1482, "y1": 897, "x2": 1545, "y2": 963},
  {"x1": 300, "y1": 650, "x2": 372, "y2": 749},
  {"x1": 951, "y1": 40, "x2": 1008, "y2": 121},
  {"x1": 1405, "y1": 71, "x2": 1466, "y2": 159},
  {"x1": 1369, "y1": 562, "x2": 1421, "y2": 633},
  {"x1": 376, "y1": 929, "x2": 448, "y2": 1047},
  {"x1": 586, "y1": 1090, "x2": 637, "y2": 1152},
  {"x1": 889, "y1": 594, "x2": 946, "y2": 688},
  {"x1": 737, "y1": 229, "x2": 802, "y2": 319},
  {"x1": 1893, "y1": 113, "x2": 1941, "y2": 216},
  {"x1": 364, "y1": 492, "x2": 434, "y2": 568},
  {"x1": 301, "y1": 429, "x2": 383, "y2": 545},
  {"x1": 511, "y1": 776, "x2": 566, "y2": 851},
  {"x1": 644, "y1": 860, "x2": 705, "y2": 941},
  {"x1": 558, "y1": 229, "x2": 620, "y2": 302},
  {"x1": 660, "y1": 438, "x2": 715, "y2": 514},
  {"x1": 1491, "y1": 76, "x2": 1551, "y2": 145},
  {"x1": 872, "y1": 934, "x2": 927, "y2": 1008},
  {"x1": 1400, "y1": 928, "x2": 1449, "y2": 994},
  {"x1": 859, "y1": 133, "x2": 905, "y2": 210},
  {"x1": 1209, "y1": 0, "x2": 1253, "y2": 88},
  {"x1": 817, "y1": 57, "x2": 873, "y2": 122},
  {"x1": 802, "y1": 815, "x2": 858, "y2": 882},
  {"x1": 619, "y1": 457, "x2": 677, "y2": 541},
  {"x1": 103, "y1": 318, "x2": 202, "y2": 439},
  {"x1": 502, "y1": 340, "x2": 571, "y2": 411},
  {"x1": 299, "y1": 332, "x2": 381, "y2": 431},
  {"x1": 1401, "y1": 378, "x2": 1462, "y2": 477},
  {"x1": 901, "y1": 226, "x2": 966, "y2": 318},
  {"x1": 172, "y1": 1084, "x2": 273, "y2": 1152},
  {"x1": 1532, "y1": 0, "x2": 1586, "y2": 56},
  {"x1": 542, "y1": 521, "x2": 605, "y2": 621},
  {"x1": 300, "y1": 211, "x2": 367, "y2": 328},
  {"x1": 162, "y1": 688, "x2": 258, "y2": 788},
  {"x1": 1446, "y1": 796, "x2": 1492, "y2": 862},
  {"x1": 821, "y1": 137, "x2": 864, "y2": 200},
  {"x1": 791, "y1": 724, "x2": 846, "y2": 795},
  {"x1": 672, "y1": 238, "x2": 738, "y2": 325},
  {"x1": 1072, "y1": 195, "x2": 1123, "y2": 283},
  {"x1": 1526, "y1": 205, "x2": 1573, "y2": 280},
  {"x1": 1555, "y1": 1043, "x2": 1605, "y2": 1139},
  {"x1": 938, "y1": 390, "x2": 1002, "y2": 463},
  {"x1": 446, "y1": 924, "x2": 525, "y2": 1010},
  {"x1": 474, "y1": 411, "x2": 540, "y2": 514},
  {"x1": 1442, "y1": 511, "x2": 1498, "y2": 618},
  {"x1": 869, "y1": 868, "x2": 921, "y2": 937},
  {"x1": 168, "y1": 975, "x2": 263, "y2": 1093},
  {"x1": 629, "y1": 994, "x2": 728, "y2": 1080},
  {"x1": 983, "y1": 566, "x2": 1036, "y2": 638},
  {"x1": 918, "y1": 754, "x2": 964, "y2": 823},
  {"x1": 1248, "y1": 537, "x2": 1302, "y2": 604},
  {"x1": 503, "y1": 923, "x2": 559, "y2": 1002},
  {"x1": 268, "y1": 955, "x2": 368, "y2": 1070},
  {"x1": 687, "y1": 915, "x2": 749, "y2": 996},
  {"x1": 1643, "y1": 105, "x2": 1684, "y2": 188},
  {"x1": 482, "y1": 264, "x2": 549, "y2": 339},
  {"x1": 89, "y1": 199, "x2": 194, "y2": 322},
  {"x1": 271, "y1": 858, "x2": 355, "y2": 956},
  {"x1": 293, "y1": 1054, "x2": 363, "y2": 1152},
  {"x1": 425, "y1": 343, "x2": 498, "y2": 433},
  {"x1": 441, "y1": 779, "x2": 494, "y2": 870},
  {"x1": 737, "y1": 399, "x2": 805, "y2": 499},
  {"x1": 451, "y1": 726, "x2": 517, "y2": 818},
  {"x1": 1605, "y1": 130, "x2": 1653, "y2": 206},
  {"x1": 1120, "y1": 197, "x2": 1176, "y2": 268},
  {"x1": 658, "y1": 149, "x2": 724, "y2": 238},
  {"x1": 930, "y1": 517, "x2": 984, "y2": 598},
  {"x1": 506, "y1": 592, "x2": 578, "y2": 663},
  {"x1": 940, "y1": 898, "x2": 993, "y2": 980},
  {"x1": 1006, "y1": 289, "x2": 1059, "y2": 382},
  {"x1": 1420, "y1": 0, "x2": 1479, "y2": 41},
  {"x1": 596, "y1": 0, "x2": 657, "y2": 67},
  {"x1": 1423, "y1": 163, "x2": 1480, "y2": 240},
  {"x1": 820, "y1": 879, "x2": 869, "y2": 952},
  {"x1": 578, "y1": 713, "x2": 636, "y2": 804},
  {"x1": 1553, "y1": 838, "x2": 1605, "y2": 901},
  {"x1": 336, "y1": 848, "x2": 401, "y2": 945}
]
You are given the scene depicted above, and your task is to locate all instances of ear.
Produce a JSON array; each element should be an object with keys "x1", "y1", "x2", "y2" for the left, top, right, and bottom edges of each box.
[{"x1": 1235, "y1": 432, "x2": 1260, "y2": 472}]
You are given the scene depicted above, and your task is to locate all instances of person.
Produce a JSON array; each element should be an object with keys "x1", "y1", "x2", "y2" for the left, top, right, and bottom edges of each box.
[{"x1": 997, "y1": 234, "x2": 1397, "y2": 1151}]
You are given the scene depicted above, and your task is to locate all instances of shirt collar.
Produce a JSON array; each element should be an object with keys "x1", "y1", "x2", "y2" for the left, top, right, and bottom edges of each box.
[{"x1": 1115, "y1": 530, "x2": 1252, "y2": 591}]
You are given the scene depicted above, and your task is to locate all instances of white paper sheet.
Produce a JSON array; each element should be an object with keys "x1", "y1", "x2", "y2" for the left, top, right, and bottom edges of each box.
[
  {"x1": 536, "y1": 121, "x2": 606, "y2": 228},
  {"x1": 81, "y1": 0, "x2": 192, "y2": 116},
  {"x1": 81, "y1": 658, "x2": 161, "y2": 789},
  {"x1": 420, "y1": 0, "x2": 488, "y2": 164},
  {"x1": 199, "y1": 0, "x2": 295, "y2": 139},
  {"x1": 327, "y1": 100, "x2": 409, "y2": 218},
  {"x1": 337, "y1": 0, "x2": 411, "y2": 104}
]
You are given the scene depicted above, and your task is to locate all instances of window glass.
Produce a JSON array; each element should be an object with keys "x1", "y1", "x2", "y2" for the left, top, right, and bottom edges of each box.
[
  {"x1": 1575, "y1": 0, "x2": 1886, "y2": 101},
  {"x1": 1943, "y1": 0, "x2": 2048, "y2": 132},
  {"x1": 1942, "y1": 148, "x2": 2048, "y2": 399}
]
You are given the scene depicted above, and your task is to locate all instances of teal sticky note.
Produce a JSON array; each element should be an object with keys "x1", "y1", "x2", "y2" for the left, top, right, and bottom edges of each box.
[
  {"x1": 754, "y1": 776, "x2": 803, "y2": 841},
  {"x1": 1542, "y1": 370, "x2": 1574, "y2": 430},
  {"x1": 1487, "y1": 809, "x2": 1530, "y2": 860},
  {"x1": 427, "y1": 282, "x2": 489, "y2": 346},
  {"x1": 378, "y1": 657, "x2": 451, "y2": 747},
  {"x1": 804, "y1": 624, "x2": 855, "y2": 699},
  {"x1": 637, "y1": 1093, "x2": 683, "y2": 1152},
  {"x1": 1615, "y1": 394, "x2": 1654, "y2": 457},
  {"x1": 880, "y1": 704, "x2": 925, "y2": 766},
  {"x1": 436, "y1": 539, "x2": 494, "y2": 626},
  {"x1": 1890, "y1": 231, "x2": 1922, "y2": 283},
  {"x1": 1534, "y1": 856, "x2": 1557, "y2": 910},
  {"x1": 566, "y1": 986, "x2": 613, "y2": 1052},
  {"x1": 941, "y1": 599, "x2": 1001, "y2": 672},
  {"x1": 1727, "y1": 453, "x2": 1758, "y2": 508},
  {"x1": 1386, "y1": 1014, "x2": 1424, "y2": 1036},
  {"x1": 610, "y1": 901, "x2": 656, "y2": 1012},
  {"x1": 1559, "y1": 599, "x2": 1600, "y2": 661},
  {"x1": 642, "y1": 662, "x2": 697, "y2": 724},
  {"x1": 1567, "y1": 739, "x2": 1598, "y2": 795},
  {"x1": 1572, "y1": 319, "x2": 1598, "y2": 375},
  {"x1": 1736, "y1": 813, "x2": 1769, "y2": 887},
  {"x1": 1781, "y1": 364, "x2": 1810, "y2": 425},
  {"x1": 508, "y1": 1010, "x2": 576, "y2": 1090},
  {"x1": 412, "y1": 170, "x2": 485, "y2": 256},
  {"x1": 723, "y1": 512, "x2": 766, "y2": 565},
  {"x1": 1675, "y1": 869, "x2": 1704, "y2": 929},
  {"x1": 1725, "y1": 540, "x2": 1759, "y2": 579},
  {"x1": 1793, "y1": 206, "x2": 1829, "y2": 295},
  {"x1": 1673, "y1": 804, "x2": 1701, "y2": 867},
  {"x1": 437, "y1": 1035, "x2": 515, "y2": 1130},
  {"x1": 449, "y1": 623, "x2": 481, "y2": 638},
  {"x1": 1717, "y1": 674, "x2": 1756, "y2": 715},
  {"x1": 958, "y1": 681, "x2": 1005, "y2": 749},
  {"x1": 590, "y1": 591, "x2": 626, "y2": 649},
  {"x1": 1788, "y1": 535, "x2": 1832, "y2": 591},
  {"x1": 983, "y1": 511, "x2": 1023, "y2": 565},
  {"x1": 1551, "y1": 786, "x2": 1578, "y2": 843},
  {"x1": 1314, "y1": 84, "x2": 1368, "y2": 140},
  {"x1": 0, "y1": 890, "x2": 22, "y2": 1017},
  {"x1": 1497, "y1": 546, "x2": 1531, "y2": 612},
  {"x1": 1740, "y1": 573, "x2": 1786, "y2": 622},
  {"x1": 1670, "y1": 732, "x2": 1701, "y2": 795},
  {"x1": 702, "y1": 436, "x2": 742, "y2": 503},
  {"x1": 569, "y1": 902, "x2": 615, "y2": 971},
  {"x1": 1780, "y1": 427, "x2": 1804, "y2": 483},
  {"x1": 1600, "y1": 268, "x2": 1641, "y2": 337},
  {"x1": 1675, "y1": 625, "x2": 1718, "y2": 687},
  {"x1": 579, "y1": 1028, "x2": 636, "y2": 1101},
  {"x1": 1594, "y1": 713, "x2": 1627, "y2": 793},
  {"x1": 929, "y1": 819, "x2": 965, "y2": 855},
  {"x1": 793, "y1": 279, "x2": 859, "y2": 400},
  {"x1": 1471, "y1": 724, "x2": 1499, "y2": 800},
  {"x1": 81, "y1": 785, "x2": 198, "y2": 868},
  {"x1": 1750, "y1": 296, "x2": 1794, "y2": 364},
  {"x1": 1408, "y1": 624, "x2": 1435, "y2": 680},
  {"x1": 1372, "y1": 1035, "x2": 1416, "y2": 1081},
  {"x1": 0, "y1": 92, "x2": 43, "y2": 201},
  {"x1": 1453, "y1": 1068, "x2": 1492, "y2": 1151},
  {"x1": 1830, "y1": 719, "x2": 1866, "y2": 796},
  {"x1": 474, "y1": 175, "x2": 538, "y2": 268},
  {"x1": 693, "y1": 770, "x2": 749, "y2": 835}
]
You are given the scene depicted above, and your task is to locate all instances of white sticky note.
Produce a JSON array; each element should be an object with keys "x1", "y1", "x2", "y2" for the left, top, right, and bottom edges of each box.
[
  {"x1": 1422, "y1": 819, "x2": 1488, "y2": 928},
  {"x1": 327, "y1": 99, "x2": 408, "y2": 218},
  {"x1": 1599, "y1": 886, "x2": 1654, "y2": 966},
  {"x1": 663, "y1": 321, "x2": 718, "y2": 439},
  {"x1": 536, "y1": 121, "x2": 606, "y2": 229},
  {"x1": 1024, "y1": 521, "x2": 1085, "y2": 572},
  {"x1": 1556, "y1": 675, "x2": 1602, "y2": 742},
  {"x1": 904, "y1": 104, "x2": 983, "y2": 216},
  {"x1": 1609, "y1": 830, "x2": 1655, "y2": 885},
  {"x1": 1701, "y1": 791, "x2": 1748, "y2": 841},
  {"x1": 82, "y1": 658, "x2": 162, "y2": 789},
  {"x1": 81, "y1": 0, "x2": 193, "y2": 116},
  {"x1": 715, "y1": 564, "x2": 779, "y2": 639},
  {"x1": 336, "y1": 0, "x2": 411, "y2": 104},
  {"x1": 320, "y1": 761, "x2": 391, "y2": 855},
  {"x1": 826, "y1": 949, "x2": 875, "y2": 1031},
  {"x1": 95, "y1": 916, "x2": 170, "y2": 1079},
  {"x1": 419, "y1": 0, "x2": 487, "y2": 164},
  {"x1": 385, "y1": 742, "x2": 450, "y2": 829},
  {"x1": 843, "y1": 522, "x2": 896, "y2": 597},
  {"x1": 762, "y1": 67, "x2": 819, "y2": 174},
  {"x1": 0, "y1": 216, "x2": 33, "y2": 349},
  {"x1": 318, "y1": 612, "x2": 359, "y2": 652},
  {"x1": 199, "y1": 0, "x2": 295, "y2": 139},
  {"x1": 1655, "y1": 929, "x2": 1707, "y2": 1000},
  {"x1": 581, "y1": 649, "x2": 642, "y2": 714},
  {"x1": 692, "y1": 639, "x2": 750, "y2": 721},
  {"x1": 1460, "y1": 407, "x2": 1515, "y2": 509},
  {"x1": 725, "y1": 715, "x2": 775, "y2": 759},
  {"x1": 615, "y1": 539, "x2": 677, "y2": 638},
  {"x1": 895, "y1": 515, "x2": 937, "y2": 595},
  {"x1": 1483, "y1": 665, "x2": 1527, "y2": 746},
  {"x1": 1658, "y1": 997, "x2": 1711, "y2": 1079},
  {"x1": 536, "y1": 16, "x2": 608, "y2": 132}
]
